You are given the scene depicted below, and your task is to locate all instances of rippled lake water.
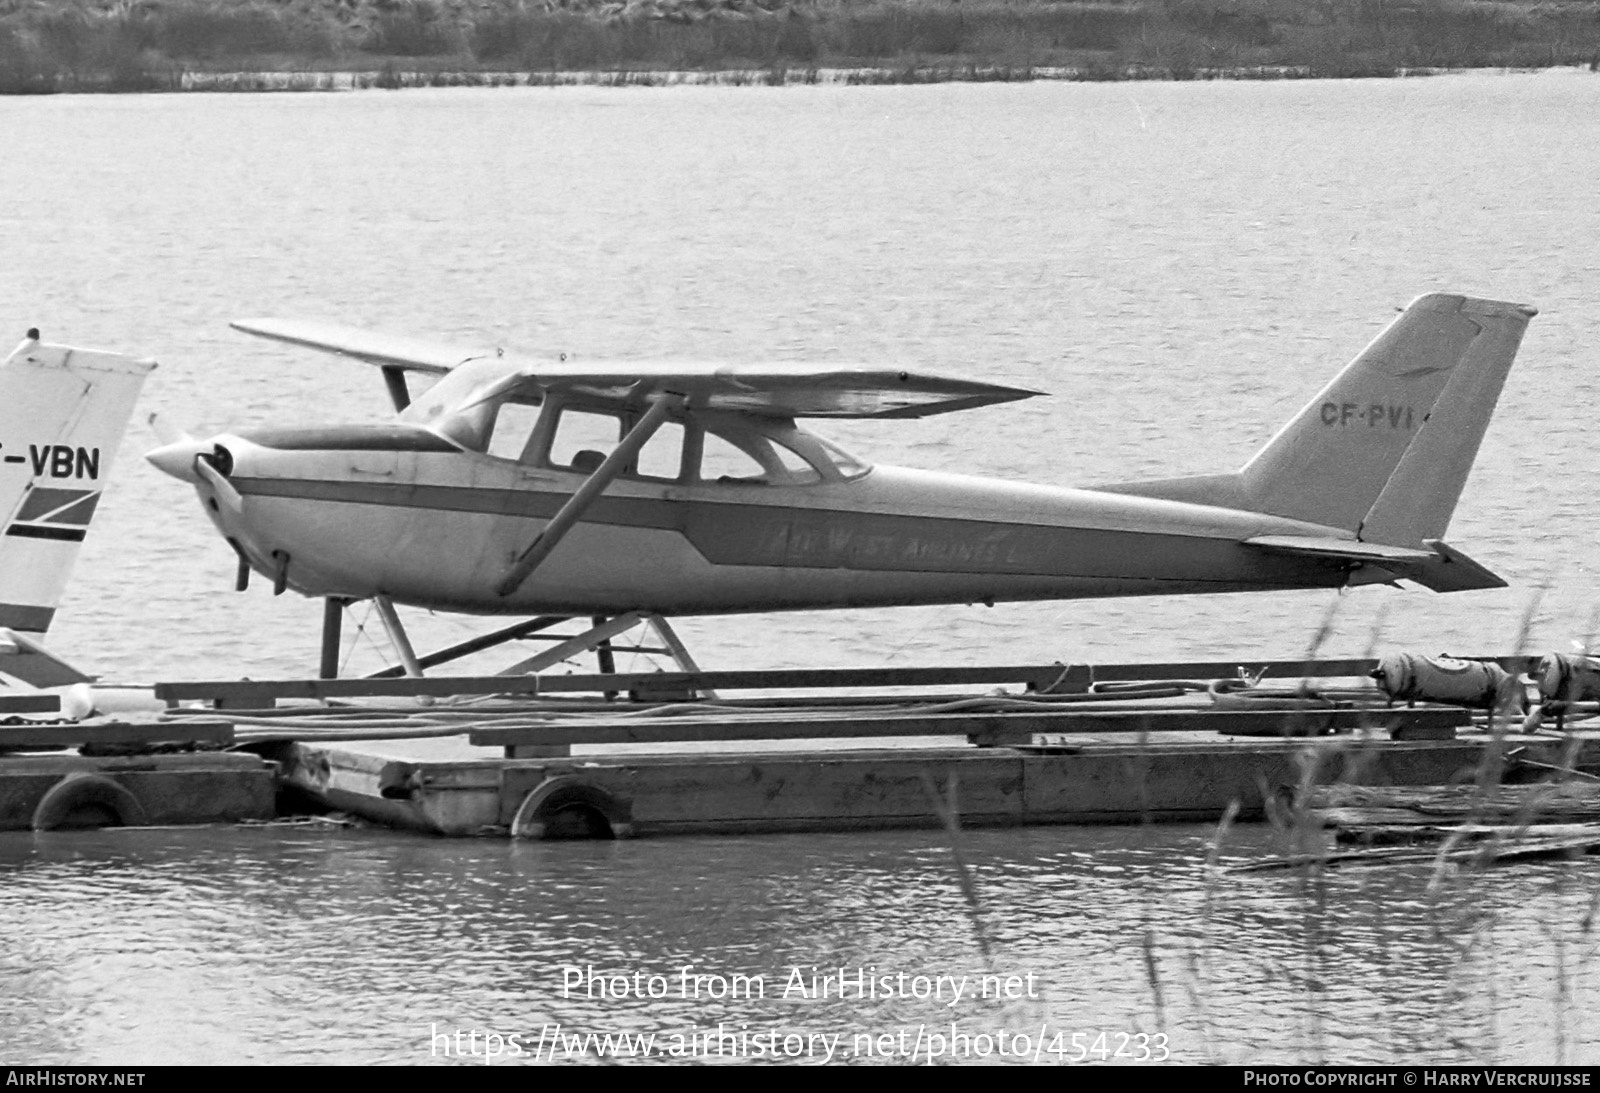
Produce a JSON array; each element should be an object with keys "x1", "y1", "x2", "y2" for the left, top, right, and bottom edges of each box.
[
  {"x1": 1, "y1": 71, "x2": 1599, "y2": 1064},
  {"x1": 2, "y1": 822, "x2": 1597, "y2": 1064}
]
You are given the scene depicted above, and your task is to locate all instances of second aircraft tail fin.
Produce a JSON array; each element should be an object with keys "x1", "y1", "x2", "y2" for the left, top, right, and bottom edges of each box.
[{"x1": 0, "y1": 331, "x2": 156, "y2": 636}]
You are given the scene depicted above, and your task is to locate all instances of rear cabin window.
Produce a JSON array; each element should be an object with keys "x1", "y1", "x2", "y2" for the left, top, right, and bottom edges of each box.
[
  {"x1": 770, "y1": 439, "x2": 821, "y2": 485},
  {"x1": 699, "y1": 432, "x2": 768, "y2": 483},
  {"x1": 815, "y1": 435, "x2": 869, "y2": 479}
]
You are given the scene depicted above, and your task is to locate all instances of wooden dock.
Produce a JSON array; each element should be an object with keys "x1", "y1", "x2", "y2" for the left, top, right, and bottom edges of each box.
[
  {"x1": 154, "y1": 654, "x2": 1598, "y2": 839},
  {"x1": 273, "y1": 733, "x2": 1507, "y2": 838},
  {"x1": 11, "y1": 654, "x2": 1590, "y2": 839}
]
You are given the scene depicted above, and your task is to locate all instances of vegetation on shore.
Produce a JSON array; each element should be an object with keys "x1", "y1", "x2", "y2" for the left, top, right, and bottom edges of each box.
[{"x1": 2, "y1": 0, "x2": 1599, "y2": 92}]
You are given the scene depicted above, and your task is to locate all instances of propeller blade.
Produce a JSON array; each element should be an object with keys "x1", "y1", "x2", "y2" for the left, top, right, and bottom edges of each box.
[{"x1": 146, "y1": 411, "x2": 191, "y2": 447}]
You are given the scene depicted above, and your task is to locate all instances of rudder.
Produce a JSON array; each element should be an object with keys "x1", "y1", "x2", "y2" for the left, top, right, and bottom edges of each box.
[{"x1": 1238, "y1": 293, "x2": 1534, "y2": 546}]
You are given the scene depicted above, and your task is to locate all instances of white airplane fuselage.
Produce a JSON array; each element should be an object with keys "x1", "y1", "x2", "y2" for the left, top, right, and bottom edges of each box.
[
  {"x1": 148, "y1": 294, "x2": 1538, "y2": 621},
  {"x1": 184, "y1": 423, "x2": 1352, "y2": 616}
]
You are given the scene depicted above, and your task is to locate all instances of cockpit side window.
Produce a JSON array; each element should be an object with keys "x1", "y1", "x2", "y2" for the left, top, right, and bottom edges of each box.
[
  {"x1": 490, "y1": 401, "x2": 869, "y2": 485},
  {"x1": 485, "y1": 401, "x2": 544, "y2": 462},
  {"x1": 633, "y1": 420, "x2": 686, "y2": 482},
  {"x1": 549, "y1": 408, "x2": 622, "y2": 470},
  {"x1": 523, "y1": 403, "x2": 687, "y2": 481}
]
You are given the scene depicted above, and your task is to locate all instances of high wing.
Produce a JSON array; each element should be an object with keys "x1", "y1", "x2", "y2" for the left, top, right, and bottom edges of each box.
[
  {"x1": 232, "y1": 317, "x2": 1043, "y2": 419},
  {"x1": 232, "y1": 318, "x2": 492, "y2": 375}
]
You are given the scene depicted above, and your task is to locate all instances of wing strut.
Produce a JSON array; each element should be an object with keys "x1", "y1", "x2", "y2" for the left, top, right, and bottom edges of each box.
[
  {"x1": 495, "y1": 393, "x2": 685, "y2": 599},
  {"x1": 382, "y1": 367, "x2": 411, "y2": 412}
]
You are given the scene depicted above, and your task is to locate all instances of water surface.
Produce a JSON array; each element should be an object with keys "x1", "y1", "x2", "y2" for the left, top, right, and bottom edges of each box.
[{"x1": 1, "y1": 72, "x2": 1599, "y2": 1064}]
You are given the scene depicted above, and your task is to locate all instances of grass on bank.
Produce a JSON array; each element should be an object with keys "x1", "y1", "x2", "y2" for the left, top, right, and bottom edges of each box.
[{"x1": 2, "y1": 0, "x2": 1600, "y2": 92}]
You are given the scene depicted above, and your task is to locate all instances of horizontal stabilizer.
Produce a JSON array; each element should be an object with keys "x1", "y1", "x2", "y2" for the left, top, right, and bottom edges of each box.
[
  {"x1": 1244, "y1": 535, "x2": 1436, "y2": 564},
  {"x1": 1244, "y1": 535, "x2": 1505, "y2": 593},
  {"x1": 1414, "y1": 539, "x2": 1508, "y2": 593},
  {"x1": 0, "y1": 628, "x2": 95, "y2": 687}
]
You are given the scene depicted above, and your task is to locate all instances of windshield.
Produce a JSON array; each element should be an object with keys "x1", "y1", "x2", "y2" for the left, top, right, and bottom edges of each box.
[{"x1": 398, "y1": 358, "x2": 523, "y2": 450}]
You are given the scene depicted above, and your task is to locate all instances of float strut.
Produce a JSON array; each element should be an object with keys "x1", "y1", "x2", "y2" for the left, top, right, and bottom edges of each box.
[
  {"x1": 498, "y1": 612, "x2": 647, "y2": 676},
  {"x1": 593, "y1": 616, "x2": 617, "y2": 674},
  {"x1": 318, "y1": 597, "x2": 348, "y2": 679},
  {"x1": 594, "y1": 615, "x2": 618, "y2": 700},
  {"x1": 373, "y1": 594, "x2": 424, "y2": 678},
  {"x1": 366, "y1": 615, "x2": 569, "y2": 679},
  {"x1": 648, "y1": 614, "x2": 717, "y2": 699}
]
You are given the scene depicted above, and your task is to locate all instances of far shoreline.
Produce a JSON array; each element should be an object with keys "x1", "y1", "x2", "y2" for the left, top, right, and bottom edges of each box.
[
  {"x1": 11, "y1": 61, "x2": 1599, "y2": 95},
  {"x1": 5, "y1": 1, "x2": 1600, "y2": 95}
]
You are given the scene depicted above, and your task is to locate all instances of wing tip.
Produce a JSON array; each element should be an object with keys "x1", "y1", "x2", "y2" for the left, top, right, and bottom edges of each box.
[
  {"x1": 230, "y1": 317, "x2": 287, "y2": 338},
  {"x1": 1409, "y1": 293, "x2": 1539, "y2": 321}
]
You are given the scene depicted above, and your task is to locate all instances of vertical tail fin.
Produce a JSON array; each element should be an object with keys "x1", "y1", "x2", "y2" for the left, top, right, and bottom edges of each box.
[
  {"x1": 0, "y1": 331, "x2": 156, "y2": 636},
  {"x1": 1238, "y1": 293, "x2": 1534, "y2": 545}
]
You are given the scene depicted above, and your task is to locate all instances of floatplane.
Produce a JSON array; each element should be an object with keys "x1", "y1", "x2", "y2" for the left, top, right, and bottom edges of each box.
[
  {"x1": 0, "y1": 331, "x2": 155, "y2": 694},
  {"x1": 143, "y1": 293, "x2": 1534, "y2": 681}
]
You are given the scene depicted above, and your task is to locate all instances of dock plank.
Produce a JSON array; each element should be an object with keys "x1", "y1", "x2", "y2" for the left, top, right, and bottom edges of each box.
[
  {"x1": 471, "y1": 706, "x2": 1467, "y2": 752},
  {"x1": 152, "y1": 656, "x2": 1524, "y2": 708},
  {"x1": 0, "y1": 694, "x2": 61, "y2": 715},
  {"x1": 0, "y1": 719, "x2": 234, "y2": 748},
  {"x1": 499, "y1": 754, "x2": 1028, "y2": 826},
  {"x1": 1310, "y1": 782, "x2": 1600, "y2": 822},
  {"x1": 155, "y1": 664, "x2": 1085, "y2": 706}
]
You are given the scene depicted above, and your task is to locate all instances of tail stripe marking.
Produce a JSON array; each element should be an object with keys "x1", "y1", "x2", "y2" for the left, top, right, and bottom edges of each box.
[
  {"x1": 5, "y1": 525, "x2": 87, "y2": 542},
  {"x1": 0, "y1": 604, "x2": 55, "y2": 631},
  {"x1": 15, "y1": 487, "x2": 100, "y2": 525}
]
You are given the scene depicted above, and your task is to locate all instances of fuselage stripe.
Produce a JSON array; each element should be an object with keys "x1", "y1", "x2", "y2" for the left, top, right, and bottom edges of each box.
[{"x1": 229, "y1": 476, "x2": 1336, "y2": 585}]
